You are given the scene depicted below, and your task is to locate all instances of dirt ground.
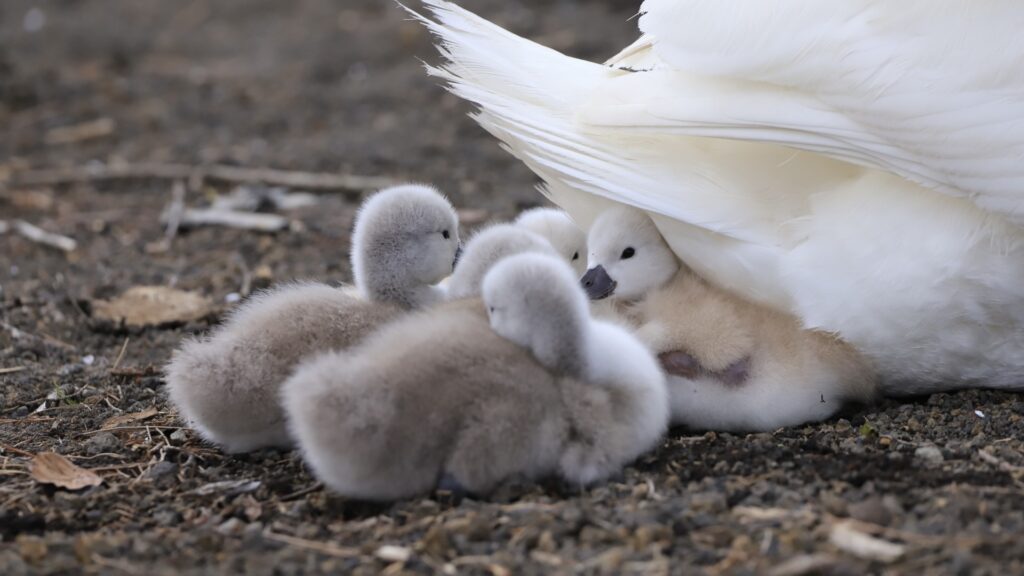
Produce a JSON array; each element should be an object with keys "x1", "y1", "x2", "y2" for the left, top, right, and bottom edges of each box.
[{"x1": 2, "y1": 1, "x2": 1023, "y2": 574}]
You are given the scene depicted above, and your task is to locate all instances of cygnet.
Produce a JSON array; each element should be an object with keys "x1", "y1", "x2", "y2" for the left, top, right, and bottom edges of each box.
[
  {"x1": 582, "y1": 206, "x2": 876, "y2": 432},
  {"x1": 281, "y1": 254, "x2": 667, "y2": 500},
  {"x1": 515, "y1": 207, "x2": 587, "y2": 276},
  {"x1": 165, "y1": 184, "x2": 460, "y2": 453},
  {"x1": 444, "y1": 223, "x2": 558, "y2": 299}
]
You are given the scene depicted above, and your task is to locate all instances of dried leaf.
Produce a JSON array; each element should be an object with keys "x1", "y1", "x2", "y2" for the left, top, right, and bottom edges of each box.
[
  {"x1": 30, "y1": 452, "x2": 103, "y2": 490},
  {"x1": 92, "y1": 286, "x2": 212, "y2": 328},
  {"x1": 100, "y1": 407, "x2": 159, "y2": 430}
]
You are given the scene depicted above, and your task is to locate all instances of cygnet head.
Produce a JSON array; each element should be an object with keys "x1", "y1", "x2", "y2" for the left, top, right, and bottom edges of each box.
[
  {"x1": 351, "y1": 184, "x2": 460, "y2": 308},
  {"x1": 515, "y1": 207, "x2": 587, "y2": 276},
  {"x1": 482, "y1": 253, "x2": 590, "y2": 377},
  {"x1": 446, "y1": 224, "x2": 559, "y2": 300},
  {"x1": 581, "y1": 206, "x2": 679, "y2": 301}
]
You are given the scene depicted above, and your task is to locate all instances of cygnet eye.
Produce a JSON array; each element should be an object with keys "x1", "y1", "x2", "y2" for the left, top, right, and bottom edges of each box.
[
  {"x1": 489, "y1": 306, "x2": 495, "y2": 313},
  {"x1": 621, "y1": 247, "x2": 636, "y2": 259},
  {"x1": 572, "y1": 251, "x2": 579, "y2": 261},
  {"x1": 442, "y1": 230, "x2": 450, "y2": 240}
]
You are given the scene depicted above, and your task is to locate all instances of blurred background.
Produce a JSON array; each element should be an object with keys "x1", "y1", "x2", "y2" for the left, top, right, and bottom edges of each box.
[
  {"x1": 0, "y1": 0, "x2": 641, "y2": 292},
  {"x1": 0, "y1": 0, "x2": 640, "y2": 332},
  {"x1": 1, "y1": 0, "x2": 639, "y2": 208}
]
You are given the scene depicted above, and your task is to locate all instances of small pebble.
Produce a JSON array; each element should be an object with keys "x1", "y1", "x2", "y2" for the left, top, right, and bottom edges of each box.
[
  {"x1": 153, "y1": 509, "x2": 181, "y2": 527},
  {"x1": 84, "y1": 432, "x2": 122, "y2": 455},
  {"x1": 22, "y1": 8, "x2": 46, "y2": 33},
  {"x1": 914, "y1": 445, "x2": 944, "y2": 465},
  {"x1": 58, "y1": 364, "x2": 84, "y2": 376},
  {"x1": 146, "y1": 461, "x2": 179, "y2": 482},
  {"x1": 217, "y1": 518, "x2": 245, "y2": 536},
  {"x1": 848, "y1": 497, "x2": 892, "y2": 526}
]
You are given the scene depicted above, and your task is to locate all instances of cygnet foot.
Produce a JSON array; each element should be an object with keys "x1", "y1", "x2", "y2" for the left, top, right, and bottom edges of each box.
[
  {"x1": 658, "y1": 350, "x2": 751, "y2": 387},
  {"x1": 436, "y1": 472, "x2": 473, "y2": 500}
]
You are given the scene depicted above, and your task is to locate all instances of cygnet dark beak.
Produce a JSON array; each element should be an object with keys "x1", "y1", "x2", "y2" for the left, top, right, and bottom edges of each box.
[
  {"x1": 452, "y1": 244, "x2": 463, "y2": 270},
  {"x1": 581, "y1": 265, "x2": 616, "y2": 300}
]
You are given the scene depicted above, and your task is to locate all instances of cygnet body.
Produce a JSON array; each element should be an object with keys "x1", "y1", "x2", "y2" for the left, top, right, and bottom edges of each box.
[
  {"x1": 582, "y1": 207, "x2": 876, "y2": 432},
  {"x1": 515, "y1": 207, "x2": 587, "y2": 276},
  {"x1": 282, "y1": 254, "x2": 667, "y2": 500},
  {"x1": 444, "y1": 223, "x2": 558, "y2": 299},
  {"x1": 165, "y1": 184, "x2": 460, "y2": 453}
]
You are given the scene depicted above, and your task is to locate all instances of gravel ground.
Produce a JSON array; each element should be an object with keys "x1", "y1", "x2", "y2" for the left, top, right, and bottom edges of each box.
[{"x1": 2, "y1": 1, "x2": 1023, "y2": 574}]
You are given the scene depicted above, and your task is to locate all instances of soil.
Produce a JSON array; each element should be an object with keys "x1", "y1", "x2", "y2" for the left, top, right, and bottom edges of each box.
[{"x1": 2, "y1": 1, "x2": 1023, "y2": 574}]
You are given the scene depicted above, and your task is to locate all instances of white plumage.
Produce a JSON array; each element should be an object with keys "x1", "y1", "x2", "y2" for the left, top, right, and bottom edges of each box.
[{"x1": 416, "y1": 0, "x2": 1024, "y2": 394}]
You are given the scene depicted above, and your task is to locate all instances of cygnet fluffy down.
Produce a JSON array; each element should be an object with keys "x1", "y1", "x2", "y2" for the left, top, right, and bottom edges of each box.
[
  {"x1": 515, "y1": 207, "x2": 587, "y2": 276},
  {"x1": 582, "y1": 207, "x2": 876, "y2": 432},
  {"x1": 281, "y1": 254, "x2": 667, "y2": 500},
  {"x1": 444, "y1": 223, "x2": 558, "y2": 299},
  {"x1": 165, "y1": 184, "x2": 460, "y2": 453}
]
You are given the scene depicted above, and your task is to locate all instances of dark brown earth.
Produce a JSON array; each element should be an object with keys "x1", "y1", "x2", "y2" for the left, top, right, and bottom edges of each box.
[{"x1": 2, "y1": 1, "x2": 1023, "y2": 574}]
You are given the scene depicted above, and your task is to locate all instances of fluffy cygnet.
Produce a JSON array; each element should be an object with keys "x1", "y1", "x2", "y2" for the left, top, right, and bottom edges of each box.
[
  {"x1": 165, "y1": 184, "x2": 460, "y2": 453},
  {"x1": 484, "y1": 254, "x2": 669, "y2": 485},
  {"x1": 444, "y1": 223, "x2": 558, "y2": 299},
  {"x1": 282, "y1": 254, "x2": 667, "y2": 500},
  {"x1": 582, "y1": 206, "x2": 876, "y2": 432},
  {"x1": 515, "y1": 207, "x2": 587, "y2": 276}
]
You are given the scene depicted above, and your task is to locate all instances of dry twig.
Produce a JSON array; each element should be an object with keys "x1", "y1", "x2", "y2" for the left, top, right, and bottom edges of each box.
[
  {"x1": 44, "y1": 118, "x2": 115, "y2": 146},
  {"x1": 149, "y1": 180, "x2": 187, "y2": 253},
  {"x1": 4, "y1": 219, "x2": 77, "y2": 252},
  {"x1": 6, "y1": 162, "x2": 397, "y2": 192},
  {"x1": 262, "y1": 531, "x2": 361, "y2": 558},
  {"x1": 111, "y1": 337, "x2": 131, "y2": 371},
  {"x1": 175, "y1": 208, "x2": 289, "y2": 232}
]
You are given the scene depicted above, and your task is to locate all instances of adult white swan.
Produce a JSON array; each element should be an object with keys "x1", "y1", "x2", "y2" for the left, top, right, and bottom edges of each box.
[{"x1": 414, "y1": 0, "x2": 1024, "y2": 395}]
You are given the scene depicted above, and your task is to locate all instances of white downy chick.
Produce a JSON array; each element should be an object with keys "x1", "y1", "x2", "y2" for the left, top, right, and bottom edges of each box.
[
  {"x1": 515, "y1": 207, "x2": 587, "y2": 276},
  {"x1": 583, "y1": 206, "x2": 876, "y2": 432},
  {"x1": 281, "y1": 254, "x2": 667, "y2": 500},
  {"x1": 445, "y1": 223, "x2": 557, "y2": 300},
  {"x1": 165, "y1": 184, "x2": 460, "y2": 453}
]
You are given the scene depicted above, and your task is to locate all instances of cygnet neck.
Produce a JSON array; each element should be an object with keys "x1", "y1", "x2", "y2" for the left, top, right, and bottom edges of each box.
[
  {"x1": 529, "y1": 303, "x2": 589, "y2": 379},
  {"x1": 355, "y1": 245, "x2": 440, "y2": 310}
]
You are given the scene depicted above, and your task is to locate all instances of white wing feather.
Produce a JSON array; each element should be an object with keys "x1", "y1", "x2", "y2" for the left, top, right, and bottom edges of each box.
[
  {"x1": 593, "y1": 0, "x2": 1024, "y2": 223},
  {"x1": 416, "y1": 0, "x2": 1024, "y2": 391},
  {"x1": 418, "y1": 0, "x2": 869, "y2": 308}
]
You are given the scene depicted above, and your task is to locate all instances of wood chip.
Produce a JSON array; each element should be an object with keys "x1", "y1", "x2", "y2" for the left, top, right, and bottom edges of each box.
[
  {"x1": 192, "y1": 479, "x2": 261, "y2": 496},
  {"x1": 174, "y1": 208, "x2": 290, "y2": 232},
  {"x1": 44, "y1": 118, "x2": 115, "y2": 145},
  {"x1": 768, "y1": 554, "x2": 839, "y2": 576},
  {"x1": 6, "y1": 189, "x2": 54, "y2": 210},
  {"x1": 829, "y1": 521, "x2": 905, "y2": 563},
  {"x1": 376, "y1": 545, "x2": 412, "y2": 563},
  {"x1": 0, "y1": 366, "x2": 27, "y2": 375},
  {"x1": 262, "y1": 531, "x2": 360, "y2": 558},
  {"x1": 30, "y1": 452, "x2": 103, "y2": 490},
  {"x1": 9, "y1": 219, "x2": 77, "y2": 252},
  {"x1": 91, "y1": 286, "x2": 212, "y2": 327},
  {"x1": 733, "y1": 506, "x2": 814, "y2": 523},
  {"x1": 100, "y1": 407, "x2": 159, "y2": 430}
]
